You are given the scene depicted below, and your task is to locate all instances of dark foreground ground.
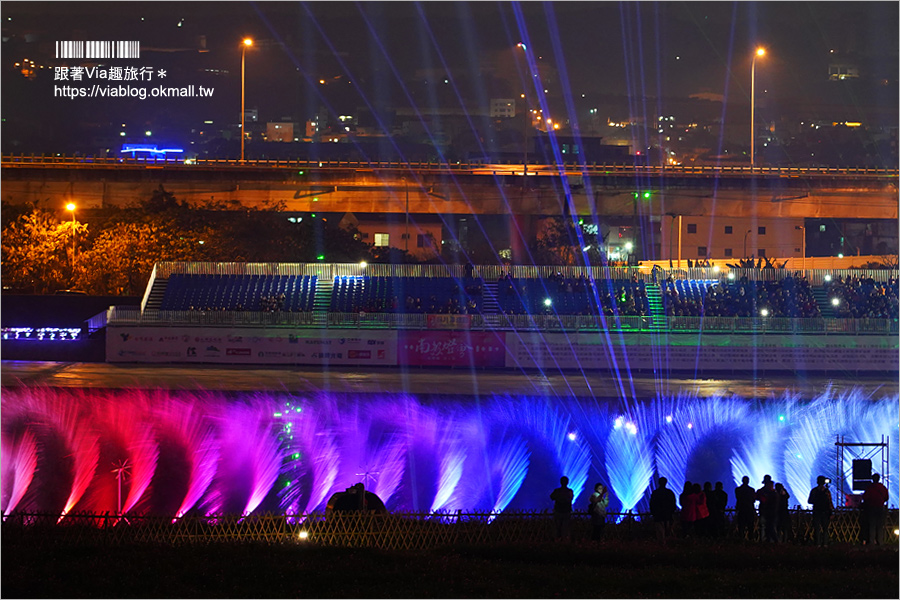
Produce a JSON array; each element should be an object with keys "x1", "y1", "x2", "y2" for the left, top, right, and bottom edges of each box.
[{"x1": 3, "y1": 539, "x2": 898, "y2": 598}]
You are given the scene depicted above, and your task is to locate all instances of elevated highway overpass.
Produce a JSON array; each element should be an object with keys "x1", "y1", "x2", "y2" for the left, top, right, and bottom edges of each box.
[{"x1": 2, "y1": 155, "x2": 897, "y2": 222}]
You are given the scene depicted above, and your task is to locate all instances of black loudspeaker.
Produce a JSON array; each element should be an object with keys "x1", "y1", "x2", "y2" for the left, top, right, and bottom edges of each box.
[
  {"x1": 852, "y1": 459, "x2": 872, "y2": 491},
  {"x1": 853, "y1": 459, "x2": 872, "y2": 480}
]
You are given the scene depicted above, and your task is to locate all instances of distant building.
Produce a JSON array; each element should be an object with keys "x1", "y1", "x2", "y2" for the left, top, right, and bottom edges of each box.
[
  {"x1": 532, "y1": 134, "x2": 630, "y2": 163},
  {"x1": 658, "y1": 215, "x2": 805, "y2": 261},
  {"x1": 266, "y1": 122, "x2": 295, "y2": 142},
  {"x1": 828, "y1": 61, "x2": 859, "y2": 80},
  {"x1": 490, "y1": 98, "x2": 516, "y2": 119},
  {"x1": 339, "y1": 212, "x2": 443, "y2": 261}
]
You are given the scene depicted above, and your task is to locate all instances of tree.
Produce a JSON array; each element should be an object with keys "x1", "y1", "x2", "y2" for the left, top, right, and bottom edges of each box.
[
  {"x1": 530, "y1": 216, "x2": 606, "y2": 266},
  {"x1": 75, "y1": 222, "x2": 198, "y2": 295},
  {"x1": 1, "y1": 206, "x2": 86, "y2": 293},
  {"x1": 288, "y1": 215, "x2": 374, "y2": 263}
]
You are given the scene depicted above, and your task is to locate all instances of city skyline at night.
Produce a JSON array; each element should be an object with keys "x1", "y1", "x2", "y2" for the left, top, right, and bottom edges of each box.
[{"x1": 2, "y1": 2, "x2": 897, "y2": 164}]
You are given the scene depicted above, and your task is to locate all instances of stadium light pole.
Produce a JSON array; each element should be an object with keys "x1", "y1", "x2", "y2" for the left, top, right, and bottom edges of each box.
[
  {"x1": 66, "y1": 202, "x2": 77, "y2": 271},
  {"x1": 750, "y1": 47, "x2": 766, "y2": 167},
  {"x1": 241, "y1": 38, "x2": 253, "y2": 162}
]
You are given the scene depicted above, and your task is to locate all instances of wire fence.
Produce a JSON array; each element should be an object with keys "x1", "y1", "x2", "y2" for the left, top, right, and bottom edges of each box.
[{"x1": 3, "y1": 509, "x2": 895, "y2": 550}]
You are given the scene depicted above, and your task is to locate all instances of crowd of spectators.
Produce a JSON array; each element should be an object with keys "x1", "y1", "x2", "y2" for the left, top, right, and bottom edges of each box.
[
  {"x1": 665, "y1": 275, "x2": 821, "y2": 318},
  {"x1": 826, "y1": 275, "x2": 899, "y2": 319},
  {"x1": 497, "y1": 273, "x2": 649, "y2": 317}
]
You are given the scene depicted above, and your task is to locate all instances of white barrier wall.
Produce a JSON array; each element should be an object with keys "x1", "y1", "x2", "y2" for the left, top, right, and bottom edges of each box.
[
  {"x1": 107, "y1": 325, "x2": 899, "y2": 373},
  {"x1": 108, "y1": 327, "x2": 398, "y2": 366},
  {"x1": 503, "y1": 332, "x2": 899, "y2": 372}
]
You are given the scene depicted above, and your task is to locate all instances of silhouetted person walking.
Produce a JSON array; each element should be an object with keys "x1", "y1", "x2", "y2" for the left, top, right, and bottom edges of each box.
[
  {"x1": 862, "y1": 473, "x2": 889, "y2": 545},
  {"x1": 807, "y1": 475, "x2": 833, "y2": 546},
  {"x1": 550, "y1": 476, "x2": 574, "y2": 540},
  {"x1": 649, "y1": 477, "x2": 677, "y2": 544},
  {"x1": 735, "y1": 476, "x2": 756, "y2": 540}
]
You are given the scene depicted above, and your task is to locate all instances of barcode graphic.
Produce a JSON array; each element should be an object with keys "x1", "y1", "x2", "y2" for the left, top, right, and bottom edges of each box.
[{"x1": 55, "y1": 41, "x2": 140, "y2": 59}]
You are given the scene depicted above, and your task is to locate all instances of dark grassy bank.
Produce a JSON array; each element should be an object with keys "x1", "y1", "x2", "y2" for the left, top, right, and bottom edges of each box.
[{"x1": 4, "y1": 539, "x2": 897, "y2": 598}]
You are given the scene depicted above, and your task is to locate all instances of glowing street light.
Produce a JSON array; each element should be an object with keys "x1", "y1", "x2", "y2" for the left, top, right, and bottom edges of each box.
[
  {"x1": 241, "y1": 38, "x2": 253, "y2": 162},
  {"x1": 750, "y1": 47, "x2": 766, "y2": 167},
  {"x1": 66, "y1": 202, "x2": 77, "y2": 271}
]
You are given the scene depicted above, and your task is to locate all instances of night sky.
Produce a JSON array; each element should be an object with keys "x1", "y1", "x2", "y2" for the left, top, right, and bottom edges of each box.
[{"x1": 2, "y1": 2, "x2": 897, "y2": 153}]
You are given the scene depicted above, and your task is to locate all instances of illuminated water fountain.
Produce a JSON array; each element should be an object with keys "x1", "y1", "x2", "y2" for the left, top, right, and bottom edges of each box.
[{"x1": 2, "y1": 387, "x2": 897, "y2": 517}]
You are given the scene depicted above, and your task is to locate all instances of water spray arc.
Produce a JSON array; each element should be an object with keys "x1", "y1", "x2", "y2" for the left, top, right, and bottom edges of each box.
[{"x1": 1, "y1": 388, "x2": 896, "y2": 518}]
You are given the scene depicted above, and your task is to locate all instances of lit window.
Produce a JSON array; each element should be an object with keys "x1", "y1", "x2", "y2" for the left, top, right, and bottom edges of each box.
[{"x1": 374, "y1": 233, "x2": 390, "y2": 247}]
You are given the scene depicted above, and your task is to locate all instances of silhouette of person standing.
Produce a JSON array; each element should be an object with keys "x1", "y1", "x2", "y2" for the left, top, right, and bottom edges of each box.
[
  {"x1": 756, "y1": 476, "x2": 778, "y2": 542},
  {"x1": 550, "y1": 476, "x2": 574, "y2": 540},
  {"x1": 711, "y1": 481, "x2": 729, "y2": 538},
  {"x1": 679, "y1": 481, "x2": 693, "y2": 537},
  {"x1": 807, "y1": 475, "x2": 833, "y2": 546},
  {"x1": 734, "y1": 475, "x2": 757, "y2": 540},
  {"x1": 689, "y1": 483, "x2": 709, "y2": 538},
  {"x1": 649, "y1": 477, "x2": 678, "y2": 544},
  {"x1": 588, "y1": 482, "x2": 610, "y2": 542},
  {"x1": 774, "y1": 482, "x2": 792, "y2": 542},
  {"x1": 862, "y1": 473, "x2": 889, "y2": 545}
]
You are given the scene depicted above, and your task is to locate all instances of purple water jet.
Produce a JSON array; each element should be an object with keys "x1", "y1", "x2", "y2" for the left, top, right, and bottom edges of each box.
[{"x1": 1, "y1": 387, "x2": 896, "y2": 517}]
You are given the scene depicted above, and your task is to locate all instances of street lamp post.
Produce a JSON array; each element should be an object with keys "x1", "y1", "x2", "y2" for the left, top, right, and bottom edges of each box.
[
  {"x1": 795, "y1": 225, "x2": 806, "y2": 272},
  {"x1": 241, "y1": 38, "x2": 253, "y2": 162},
  {"x1": 750, "y1": 47, "x2": 766, "y2": 167},
  {"x1": 743, "y1": 229, "x2": 752, "y2": 259},
  {"x1": 667, "y1": 213, "x2": 683, "y2": 268},
  {"x1": 516, "y1": 43, "x2": 528, "y2": 187},
  {"x1": 66, "y1": 202, "x2": 76, "y2": 271},
  {"x1": 404, "y1": 176, "x2": 410, "y2": 253},
  {"x1": 520, "y1": 94, "x2": 528, "y2": 185}
]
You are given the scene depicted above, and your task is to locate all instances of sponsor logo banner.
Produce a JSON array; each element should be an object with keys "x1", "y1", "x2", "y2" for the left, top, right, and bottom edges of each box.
[
  {"x1": 107, "y1": 327, "x2": 398, "y2": 366},
  {"x1": 399, "y1": 331, "x2": 506, "y2": 367}
]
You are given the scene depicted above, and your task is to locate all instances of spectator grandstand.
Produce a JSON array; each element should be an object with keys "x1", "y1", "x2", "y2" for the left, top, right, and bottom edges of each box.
[
  {"x1": 161, "y1": 274, "x2": 316, "y2": 312},
  {"x1": 138, "y1": 263, "x2": 899, "y2": 329}
]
